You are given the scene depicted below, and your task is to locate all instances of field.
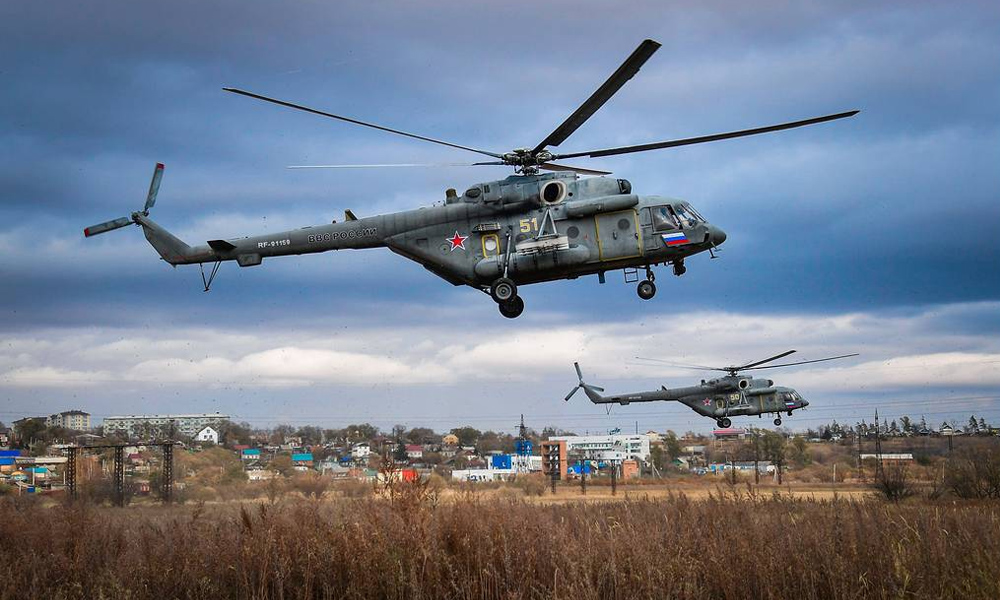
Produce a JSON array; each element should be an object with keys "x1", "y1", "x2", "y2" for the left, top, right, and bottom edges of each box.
[{"x1": 2, "y1": 482, "x2": 999, "y2": 600}]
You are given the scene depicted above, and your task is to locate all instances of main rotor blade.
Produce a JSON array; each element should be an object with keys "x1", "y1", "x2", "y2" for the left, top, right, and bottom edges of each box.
[
  {"x1": 633, "y1": 356, "x2": 719, "y2": 371},
  {"x1": 223, "y1": 87, "x2": 505, "y2": 159},
  {"x1": 745, "y1": 353, "x2": 860, "y2": 371},
  {"x1": 738, "y1": 350, "x2": 797, "y2": 371},
  {"x1": 552, "y1": 110, "x2": 860, "y2": 160},
  {"x1": 286, "y1": 162, "x2": 503, "y2": 169},
  {"x1": 540, "y1": 162, "x2": 612, "y2": 176},
  {"x1": 533, "y1": 39, "x2": 661, "y2": 153}
]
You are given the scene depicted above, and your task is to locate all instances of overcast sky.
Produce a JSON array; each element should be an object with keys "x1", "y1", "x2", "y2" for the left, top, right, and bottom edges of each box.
[{"x1": 2, "y1": 0, "x2": 998, "y2": 435}]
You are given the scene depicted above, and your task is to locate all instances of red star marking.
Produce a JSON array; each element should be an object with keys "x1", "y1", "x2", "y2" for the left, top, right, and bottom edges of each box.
[
  {"x1": 447, "y1": 231, "x2": 468, "y2": 251},
  {"x1": 703, "y1": 398, "x2": 712, "y2": 406}
]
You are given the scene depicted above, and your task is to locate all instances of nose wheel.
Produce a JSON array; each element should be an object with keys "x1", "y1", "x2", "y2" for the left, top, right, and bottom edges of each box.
[
  {"x1": 636, "y1": 266, "x2": 657, "y2": 300},
  {"x1": 637, "y1": 280, "x2": 656, "y2": 300},
  {"x1": 773, "y1": 417, "x2": 782, "y2": 427},
  {"x1": 716, "y1": 417, "x2": 732, "y2": 429}
]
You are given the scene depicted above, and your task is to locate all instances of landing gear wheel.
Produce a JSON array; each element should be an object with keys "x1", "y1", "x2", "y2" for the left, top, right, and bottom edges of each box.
[
  {"x1": 673, "y1": 261, "x2": 687, "y2": 276},
  {"x1": 773, "y1": 417, "x2": 783, "y2": 427},
  {"x1": 719, "y1": 417, "x2": 732, "y2": 429},
  {"x1": 498, "y1": 296, "x2": 524, "y2": 319},
  {"x1": 637, "y1": 280, "x2": 657, "y2": 300},
  {"x1": 490, "y1": 277, "x2": 517, "y2": 303}
]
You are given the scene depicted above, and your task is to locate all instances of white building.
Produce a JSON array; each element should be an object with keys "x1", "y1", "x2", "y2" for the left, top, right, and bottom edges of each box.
[
  {"x1": 351, "y1": 443, "x2": 371, "y2": 460},
  {"x1": 46, "y1": 410, "x2": 91, "y2": 430},
  {"x1": 102, "y1": 413, "x2": 229, "y2": 438},
  {"x1": 195, "y1": 426, "x2": 219, "y2": 444},
  {"x1": 549, "y1": 434, "x2": 651, "y2": 463}
]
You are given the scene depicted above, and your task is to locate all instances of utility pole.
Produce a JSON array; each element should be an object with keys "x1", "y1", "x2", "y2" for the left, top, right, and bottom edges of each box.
[
  {"x1": 874, "y1": 409, "x2": 884, "y2": 482},
  {"x1": 113, "y1": 446, "x2": 125, "y2": 507},
  {"x1": 580, "y1": 459, "x2": 586, "y2": 495},
  {"x1": 752, "y1": 428, "x2": 760, "y2": 485},
  {"x1": 857, "y1": 426, "x2": 864, "y2": 482},
  {"x1": 65, "y1": 446, "x2": 77, "y2": 499},
  {"x1": 610, "y1": 460, "x2": 617, "y2": 496},
  {"x1": 161, "y1": 443, "x2": 174, "y2": 503}
]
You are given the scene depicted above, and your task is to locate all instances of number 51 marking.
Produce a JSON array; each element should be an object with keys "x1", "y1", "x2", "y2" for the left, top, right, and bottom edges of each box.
[{"x1": 519, "y1": 217, "x2": 539, "y2": 233}]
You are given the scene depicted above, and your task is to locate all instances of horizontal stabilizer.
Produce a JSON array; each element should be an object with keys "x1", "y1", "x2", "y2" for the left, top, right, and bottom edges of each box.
[
  {"x1": 84, "y1": 216, "x2": 131, "y2": 237},
  {"x1": 207, "y1": 239, "x2": 237, "y2": 252}
]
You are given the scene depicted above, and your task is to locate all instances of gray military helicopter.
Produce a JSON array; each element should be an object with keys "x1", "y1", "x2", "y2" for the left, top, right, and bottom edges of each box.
[
  {"x1": 566, "y1": 350, "x2": 858, "y2": 428},
  {"x1": 84, "y1": 39, "x2": 857, "y2": 318}
]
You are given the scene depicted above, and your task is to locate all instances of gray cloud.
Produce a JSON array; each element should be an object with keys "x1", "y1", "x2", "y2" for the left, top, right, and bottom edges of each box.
[{"x1": 2, "y1": 1, "x2": 998, "y2": 429}]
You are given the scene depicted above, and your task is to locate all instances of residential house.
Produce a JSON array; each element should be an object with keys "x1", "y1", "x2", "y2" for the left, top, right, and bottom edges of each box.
[
  {"x1": 292, "y1": 453, "x2": 314, "y2": 471},
  {"x1": 195, "y1": 426, "x2": 219, "y2": 444},
  {"x1": 405, "y1": 444, "x2": 423, "y2": 460},
  {"x1": 351, "y1": 443, "x2": 371, "y2": 460}
]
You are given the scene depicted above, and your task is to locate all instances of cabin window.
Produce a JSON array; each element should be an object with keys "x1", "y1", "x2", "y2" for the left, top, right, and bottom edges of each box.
[{"x1": 651, "y1": 206, "x2": 679, "y2": 232}]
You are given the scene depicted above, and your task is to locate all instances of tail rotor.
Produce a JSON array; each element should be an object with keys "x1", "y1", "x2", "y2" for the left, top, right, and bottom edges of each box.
[
  {"x1": 565, "y1": 362, "x2": 605, "y2": 401},
  {"x1": 84, "y1": 163, "x2": 164, "y2": 238}
]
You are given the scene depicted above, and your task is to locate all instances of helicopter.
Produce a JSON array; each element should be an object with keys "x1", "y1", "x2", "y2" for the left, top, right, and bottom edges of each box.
[
  {"x1": 565, "y1": 350, "x2": 858, "y2": 428},
  {"x1": 84, "y1": 39, "x2": 858, "y2": 318}
]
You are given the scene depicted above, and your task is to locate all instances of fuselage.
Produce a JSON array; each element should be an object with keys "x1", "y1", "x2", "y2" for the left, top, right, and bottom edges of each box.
[
  {"x1": 142, "y1": 172, "x2": 726, "y2": 291},
  {"x1": 584, "y1": 375, "x2": 809, "y2": 422}
]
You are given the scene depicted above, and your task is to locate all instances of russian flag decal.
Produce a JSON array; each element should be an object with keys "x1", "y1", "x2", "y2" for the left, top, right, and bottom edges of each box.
[{"x1": 661, "y1": 231, "x2": 689, "y2": 246}]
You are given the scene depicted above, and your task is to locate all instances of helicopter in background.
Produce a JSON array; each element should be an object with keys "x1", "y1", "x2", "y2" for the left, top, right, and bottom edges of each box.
[
  {"x1": 565, "y1": 350, "x2": 858, "y2": 428},
  {"x1": 84, "y1": 39, "x2": 857, "y2": 318}
]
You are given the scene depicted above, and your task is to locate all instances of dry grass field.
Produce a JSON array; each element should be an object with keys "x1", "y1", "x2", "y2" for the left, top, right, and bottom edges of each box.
[{"x1": 2, "y1": 485, "x2": 998, "y2": 600}]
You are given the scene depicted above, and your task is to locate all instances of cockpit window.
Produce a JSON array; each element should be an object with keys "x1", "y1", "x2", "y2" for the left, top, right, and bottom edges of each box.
[
  {"x1": 651, "y1": 206, "x2": 679, "y2": 232},
  {"x1": 685, "y1": 203, "x2": 706, "y2": 222},
  {"x1": 674, "y1": 204, "x2": 701, "y2": 228}
]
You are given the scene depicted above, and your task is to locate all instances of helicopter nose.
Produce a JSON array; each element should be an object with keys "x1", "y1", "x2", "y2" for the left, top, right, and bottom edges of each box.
[
  {"x1": 707, "y1": 224, "x2": 727, "y2": 246},
  {"x1": 801, "y1": 398, "x2": 809, "y2": 407}
]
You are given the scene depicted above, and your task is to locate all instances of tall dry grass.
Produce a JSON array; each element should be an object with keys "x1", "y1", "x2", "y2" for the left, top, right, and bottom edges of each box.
[{"x1": 0, "y1": 492, "x2": 998, "y2": 599}]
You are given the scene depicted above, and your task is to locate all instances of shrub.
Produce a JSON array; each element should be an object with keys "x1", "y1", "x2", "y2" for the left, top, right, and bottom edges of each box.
[
  {"x1": 334, "y1": 478, "x2": 373, "y2": 499},
  {"x1": 289, "y1": 473, "x2": 329, "y2": 500},
  {"x1": 946, "y1": 447, "x2": 1000, "y2": 499},
  {"x1": 513, "y1": 473, "x2": 548, "y2": 497},
  {"x1": 872, "y1": 462, "x2": 916, "y2": 502}
]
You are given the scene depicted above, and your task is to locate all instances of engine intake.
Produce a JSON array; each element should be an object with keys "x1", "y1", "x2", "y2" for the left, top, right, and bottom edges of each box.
[{"x1": 540, "y1": 180, "x2": 567, "y2": 205}]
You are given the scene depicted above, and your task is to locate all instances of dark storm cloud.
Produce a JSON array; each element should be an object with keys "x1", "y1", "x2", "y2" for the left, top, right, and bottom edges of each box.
[{"x1": 1, "y1": 0, "x2": 999, "y2": 399}]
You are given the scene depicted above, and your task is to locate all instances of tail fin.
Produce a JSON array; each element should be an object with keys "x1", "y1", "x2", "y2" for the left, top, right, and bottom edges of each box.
[{"x1": 133, "y1": 213, "x2": 192, "y2": 264}]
